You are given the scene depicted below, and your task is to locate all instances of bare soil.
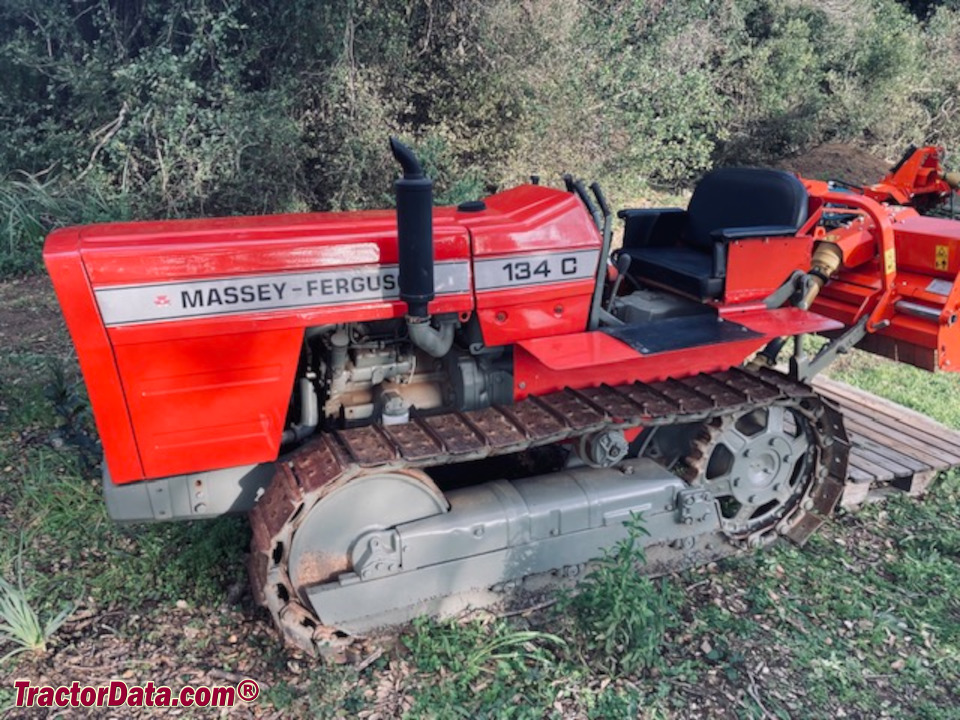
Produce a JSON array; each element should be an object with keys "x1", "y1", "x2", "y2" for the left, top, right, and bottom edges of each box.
[
  {"x1": 0, "y1": 275, "x2": 73, "y2": 359},
  {"x1": 775, "y1": 143, "x2": 892, "y2": 185}
]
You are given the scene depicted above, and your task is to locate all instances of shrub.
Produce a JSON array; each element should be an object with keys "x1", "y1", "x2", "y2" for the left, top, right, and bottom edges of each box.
[
  {"x1": 557, "y1": 515, "x2": 677, "y2": 676},
  {"x1": 3, "y1": 0, "x2": 960, "y2": 277}
]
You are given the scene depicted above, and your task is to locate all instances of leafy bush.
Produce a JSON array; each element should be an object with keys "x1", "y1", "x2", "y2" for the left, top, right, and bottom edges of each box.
[{"x1": 3, "y1": 0, "x2": 960, "y2": 277}]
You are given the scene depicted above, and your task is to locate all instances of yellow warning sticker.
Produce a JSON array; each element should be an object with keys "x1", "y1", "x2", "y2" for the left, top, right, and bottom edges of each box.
[
  {"x1": 936, "y1": 244, "x2": 950, "y2": 271},
  {"x1": 884, "y1": 247, "x2": 896, "y2": 275}
]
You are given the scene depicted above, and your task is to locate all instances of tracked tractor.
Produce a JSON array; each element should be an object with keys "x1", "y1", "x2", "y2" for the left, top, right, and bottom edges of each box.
[{"x1": 44, "y1": 140, "x2": 960, "y2": 656}]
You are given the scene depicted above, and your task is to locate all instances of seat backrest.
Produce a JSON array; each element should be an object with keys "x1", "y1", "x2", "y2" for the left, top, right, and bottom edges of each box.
[{"x1": 685, "y1": 168, "x2": 808, "y2": 251}]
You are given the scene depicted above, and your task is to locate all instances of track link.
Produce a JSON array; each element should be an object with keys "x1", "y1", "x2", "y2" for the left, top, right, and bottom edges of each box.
[{"x1": 248, "y1": 367, "x2": 849, "y2": 657}]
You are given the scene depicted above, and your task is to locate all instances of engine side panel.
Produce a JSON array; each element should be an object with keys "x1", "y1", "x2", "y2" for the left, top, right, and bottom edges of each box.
[{"x1": 111, "y1": 328, "x2": 304, "y2": 478}]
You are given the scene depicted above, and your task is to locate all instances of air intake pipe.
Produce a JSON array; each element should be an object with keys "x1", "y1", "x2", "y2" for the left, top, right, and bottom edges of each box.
[{"x1": 390, "y1": 137, "x2": 454, "y2": 358}]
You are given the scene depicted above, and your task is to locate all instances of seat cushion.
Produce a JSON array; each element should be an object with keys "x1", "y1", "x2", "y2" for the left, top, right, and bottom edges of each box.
[
  {"x1": 622, "y1": 246, "x2": 724, "y2": 300},
  {"x1": 686, "y1": 168, "x2": 808, "y2": 251}
]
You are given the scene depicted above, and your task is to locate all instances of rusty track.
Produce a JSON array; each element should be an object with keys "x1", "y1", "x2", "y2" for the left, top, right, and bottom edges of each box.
[{"x1": 249, "y1": 367, "x2": 849, "y2": 657}]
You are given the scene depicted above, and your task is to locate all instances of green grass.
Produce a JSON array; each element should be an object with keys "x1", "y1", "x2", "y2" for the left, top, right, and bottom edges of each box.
[
  {"x1": 4, "y1": 446, "x2": 250, "y2": 609},
  {"x1": 0, "y1": 361, "x2": 250, "y2": 619}
]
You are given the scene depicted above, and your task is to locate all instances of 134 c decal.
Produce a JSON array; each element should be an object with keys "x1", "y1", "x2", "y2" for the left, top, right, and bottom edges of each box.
[{"x1": 473, "y1": 249, "x2": 598, "y2": 291}]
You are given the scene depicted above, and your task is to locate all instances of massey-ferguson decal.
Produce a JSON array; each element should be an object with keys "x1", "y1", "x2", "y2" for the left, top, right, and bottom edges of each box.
[{"x1": 93, "y1": 261, "x2": 471, "y2": 326}]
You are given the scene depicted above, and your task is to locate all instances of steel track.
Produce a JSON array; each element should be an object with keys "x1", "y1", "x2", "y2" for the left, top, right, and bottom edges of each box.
[{"x1": 248, "y1": 367, "x2": 849, "y2": 657}]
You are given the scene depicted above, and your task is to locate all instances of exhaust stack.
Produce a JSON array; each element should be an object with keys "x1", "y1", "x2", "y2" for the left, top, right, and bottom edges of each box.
[
  {"x1": 390, "y1": 137, "x2": 434, "y2": 319},
  {"x1": 390, "y1": 137, "x2": 454, "y2": 358}
]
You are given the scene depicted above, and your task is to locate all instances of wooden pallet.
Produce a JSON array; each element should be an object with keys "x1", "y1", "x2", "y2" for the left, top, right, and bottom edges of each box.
[{"x1": 812, "y1": 376, "x2": 960, "y2": 508}]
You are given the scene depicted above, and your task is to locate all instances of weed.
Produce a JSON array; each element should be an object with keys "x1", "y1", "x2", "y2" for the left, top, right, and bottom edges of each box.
[
  {"x1": 403, "y1": 618, "x2": 566, "y2": 718},
  {"x1": 558, "y1": 515, "x2": 676, "y2": 676},
  {"x1": 0, "y1": 541, "x2": 73, "y2": 660},
  {"x1": 44, "y1": 360, "x2": 99, "y2": 470}
]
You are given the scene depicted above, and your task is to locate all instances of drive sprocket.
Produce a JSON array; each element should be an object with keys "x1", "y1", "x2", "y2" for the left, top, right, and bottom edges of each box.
[{"x1": 680, "y1": 400, "x2": 819, "y2": 544}]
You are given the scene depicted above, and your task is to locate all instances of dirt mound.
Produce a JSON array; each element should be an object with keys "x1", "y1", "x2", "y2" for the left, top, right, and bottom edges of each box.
[{"x1": 775, "y1": 143, "x2": 891, "y2": 185}]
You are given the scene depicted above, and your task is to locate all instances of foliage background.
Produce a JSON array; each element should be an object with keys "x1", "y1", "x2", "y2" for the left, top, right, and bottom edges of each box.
[{"x1": 2, "y1": 0, "x2": 960, "y2": 273}]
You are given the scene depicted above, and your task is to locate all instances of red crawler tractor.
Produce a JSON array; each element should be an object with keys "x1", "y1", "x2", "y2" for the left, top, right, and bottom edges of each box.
[{"x1": 44, "y1": 141, "x2": 960, "y2": 656}]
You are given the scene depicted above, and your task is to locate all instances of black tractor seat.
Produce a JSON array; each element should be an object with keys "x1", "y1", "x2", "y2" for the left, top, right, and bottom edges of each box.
[{"x1": 617, "y1": 167, "x2": 809, "y2": 300}]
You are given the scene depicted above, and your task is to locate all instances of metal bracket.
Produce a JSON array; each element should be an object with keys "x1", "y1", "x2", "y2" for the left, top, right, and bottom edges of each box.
[
  {"x1": 789, "y1": 316, "x2": 870, "y2": 382},
  {"x1": 676, "y1": 488, "x2": 715, "y2": 527},
  {"x1": 351, "y1": 530, "x2": 402, "y2": 581},
  {"x1": 763, "y1": 271, "x2": 808, "y2": 309}
]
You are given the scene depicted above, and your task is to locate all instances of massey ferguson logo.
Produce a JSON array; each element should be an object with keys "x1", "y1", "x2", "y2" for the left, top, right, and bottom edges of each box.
[{"x1": 153, "y1": 295, "x2": 171, "y2": 307}]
